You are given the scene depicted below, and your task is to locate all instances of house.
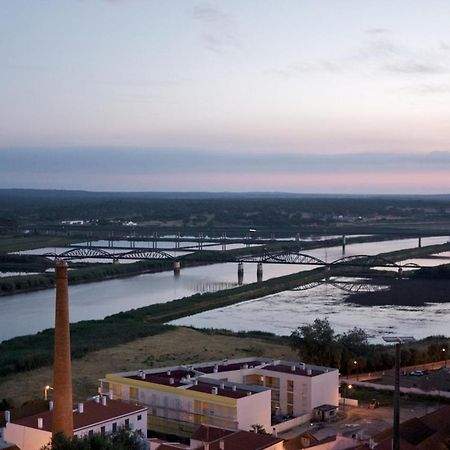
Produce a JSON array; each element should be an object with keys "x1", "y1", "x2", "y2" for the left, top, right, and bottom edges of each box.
[
  {"x1": 100, "y1": 357, "x2": 339, "y2": 437},
  {"x1": 372, "y1": 404, "x2": 450, "y2": 449},
  {"x1": 150, "y1": 424, "x2": 284, "y2": 450},
  {"x1": 3, "y1": 396, "x2": 147, "y2": 450}
]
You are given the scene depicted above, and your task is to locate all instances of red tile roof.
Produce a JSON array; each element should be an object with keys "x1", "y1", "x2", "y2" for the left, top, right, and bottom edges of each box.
[
  {"x1": 373, "y1": 405, "x2": 450, "y2": 449},
  {"x1": 195, "y1": 361, "x2": 263, "y2": 374},
  {"x1": 192, "y1": 425, "x2": 283, "y2": 450},
  {"x1": 156, "y1": 445, "x2": 189, "y2": 450},
  {"x1": 187, "y1": 383, "x2": 253, "y2": 399},
  {"x1": 263, "y1": 364, "x2": 323, "y2": 377},
  {"x1": 127, "y1": 369, "x2": 258, "y2": 399},
  {"x1": 13, "y1": 399, "x2": 146, "y2": 433},
  {"x1": 192, "y1": 425, "x2": 235, "y2": 442}
]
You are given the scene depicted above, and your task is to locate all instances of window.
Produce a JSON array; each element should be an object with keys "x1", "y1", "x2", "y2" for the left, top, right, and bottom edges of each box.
[
  {"x1": 287, "y1": 380, "x2": 294, "y2": 392},
  {"x1": 137, "y1": 414, "x2": 142, "y2": 421},
  {"x1": 125, "y1": 418, "x2": 130, "y2": 429},
  {"x1": 112, "y1": 422, "x2": 117, "y2": 433},
  {"x1": 100, "y1": 426, "x2": 105, "y2": 435},
  {"x1": 88, "y1": 430, "x2": 94, "y2": 437}
]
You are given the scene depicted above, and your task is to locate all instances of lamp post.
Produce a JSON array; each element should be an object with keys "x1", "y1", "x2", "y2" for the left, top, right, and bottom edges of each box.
[
  {"x1": 342, "y1": 384, "x2": 352, "y2": 411},
  {"x1": 353, "y1": 360, "x2": 360, "y2": 381},
  {"x1": 443, "y1": 348, "x2": 447, "y2": 368},
  {"x1": 383, "y1": 336, "x2": 415, "y2": 450},
  {"x1": 44, "y1": 385, "x2": 53, "y2": 401}
]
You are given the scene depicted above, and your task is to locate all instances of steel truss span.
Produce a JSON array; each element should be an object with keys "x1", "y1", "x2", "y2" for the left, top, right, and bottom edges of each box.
[
  {"x1": 41, "y1": 247, "x2": 421, "y2": 269},
  {"x1": 43, "y1": 247, "x2": 174, "y2": 260}
]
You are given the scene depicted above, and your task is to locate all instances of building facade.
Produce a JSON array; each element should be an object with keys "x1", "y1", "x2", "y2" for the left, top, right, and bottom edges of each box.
[
  {"x1": 100, "y1": 357, "x2": 338, "y2": 437},
  {"x1": 3, "y1": 397, "x2": 147, "y2": 450}
]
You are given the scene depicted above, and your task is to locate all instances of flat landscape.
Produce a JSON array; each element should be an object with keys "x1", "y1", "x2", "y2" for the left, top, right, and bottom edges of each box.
[{"x1": 0, "y1": 327, "x2": 298, "y2": 406}]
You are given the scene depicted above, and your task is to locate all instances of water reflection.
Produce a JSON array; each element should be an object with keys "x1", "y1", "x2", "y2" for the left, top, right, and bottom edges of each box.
[{"x1": 171, "y1": 280, "x2": 450, "y2": 344}]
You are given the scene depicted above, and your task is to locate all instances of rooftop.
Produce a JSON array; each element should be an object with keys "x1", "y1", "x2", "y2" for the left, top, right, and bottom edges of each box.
[
  {"x1": 12, "y1": 398, "x2": 147, "y2": 433},
  {"x1": 191, "y1": 425, "x2": 283, "y2": 450},
  {"x1": 112, "y1": 357, "x2": 336, "y2": 389}
]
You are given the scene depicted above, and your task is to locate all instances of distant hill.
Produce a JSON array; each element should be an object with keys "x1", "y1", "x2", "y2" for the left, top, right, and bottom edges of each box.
[{"x1": 0, "y1": 188, "x2": 449, "y2": 200}]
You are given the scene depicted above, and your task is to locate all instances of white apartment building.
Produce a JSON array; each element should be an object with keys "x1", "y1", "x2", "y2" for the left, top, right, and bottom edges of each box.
[
  {"x1": 100, "y1": 357, "x2": 339, "y2": 437},
  {"x1": 3, "y1": 397, "x2": 147, "y2": 450}
]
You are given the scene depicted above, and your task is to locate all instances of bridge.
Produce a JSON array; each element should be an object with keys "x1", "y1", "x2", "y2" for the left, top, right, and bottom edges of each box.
[
  {"x1": 36, "y1": 246, "x2": 418, "y2": 294},
  {"x1": 40, "y1": 246, "x2": 421, "y2": 270}
]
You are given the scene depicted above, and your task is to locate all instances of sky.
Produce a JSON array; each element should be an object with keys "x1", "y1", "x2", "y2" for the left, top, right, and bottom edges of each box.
[{"x1": 1, "y1": 0, "x2": 450, "y2": 193}]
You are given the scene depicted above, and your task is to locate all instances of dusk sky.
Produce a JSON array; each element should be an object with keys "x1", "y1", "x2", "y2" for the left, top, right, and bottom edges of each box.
[{"x1": 2, "y1": 0, "x2": 450, "y2": 193}]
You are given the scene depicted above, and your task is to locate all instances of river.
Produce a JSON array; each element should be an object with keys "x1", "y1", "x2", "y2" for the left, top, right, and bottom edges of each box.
[{"x1": 1, "y1": 236, "x2": 449, "y2": 343}]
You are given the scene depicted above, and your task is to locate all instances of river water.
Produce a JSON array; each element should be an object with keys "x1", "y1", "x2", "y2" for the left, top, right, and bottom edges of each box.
[
  {"x1": 171, "y1": 279, "x2": 450, "y2": 344},
  {"x1": 1, "y1": 236, "x2": 449, "y2": 343}
]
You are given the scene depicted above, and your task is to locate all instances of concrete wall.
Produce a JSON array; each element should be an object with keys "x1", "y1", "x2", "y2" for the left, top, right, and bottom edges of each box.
[
  {"x1": 338, "y1": 397, "x2": 359, "y2": 407},
  {"x1": 4, "y1": 423, "x2": 51, "y2": 450},
  {"x1": 75, "y1": 409, "x2": 147, "y2": 437},
  {"x1": 272, "y1": 412, "x2": 311, "y2": 434},
  {"x1": 310, "y1": 371, "x2": 339, "y2": 409},
  {"x1": 236, "y1": 390, "x2": 272, "y2": 432}
]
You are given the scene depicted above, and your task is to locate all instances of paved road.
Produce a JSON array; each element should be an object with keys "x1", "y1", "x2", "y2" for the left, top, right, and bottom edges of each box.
[{"x1": 279, "y1": 401, "x2": 440, "y2": 442}]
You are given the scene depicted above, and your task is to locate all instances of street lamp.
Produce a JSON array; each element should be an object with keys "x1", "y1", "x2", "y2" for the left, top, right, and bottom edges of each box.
[
  {"x1": 353, "y1": 360, "x2": 360, "y2": 381},
  {"x1": 443, "y1": 348, "x2": 447, "y2": 368},
  {"x1": 44, "y1": 385, "x2": 53, "y2": 401},
  {"x1": 383, "y1": 336, "x2": 415, "y2": 450},
  {"x1": 342, "y1": 384, "x2": 352, "y2": 411}
]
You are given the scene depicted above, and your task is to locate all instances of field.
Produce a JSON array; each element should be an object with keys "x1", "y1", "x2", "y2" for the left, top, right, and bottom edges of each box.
[{"x1": 0, "y1": 327, "x2": 298, "y2": 406}]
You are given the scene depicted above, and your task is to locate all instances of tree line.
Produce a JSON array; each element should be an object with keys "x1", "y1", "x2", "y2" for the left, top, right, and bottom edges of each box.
[{"x1": 290, "y1": 318, "x2": 449, "y2": 375}]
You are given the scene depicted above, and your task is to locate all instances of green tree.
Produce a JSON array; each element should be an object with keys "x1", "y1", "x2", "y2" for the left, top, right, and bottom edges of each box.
[
  {"x1": 290, "y1": 318, "x2": 341, "y2": 367},
  {"x1": 40, "y1": 429, "x2": 143, "y2": 450},
  {"x1": 249, "y1": 424, "x2": 267, "y2": 434},
  {"x1": 338, "y1": 327, "x2": 369, "y2": 375}
]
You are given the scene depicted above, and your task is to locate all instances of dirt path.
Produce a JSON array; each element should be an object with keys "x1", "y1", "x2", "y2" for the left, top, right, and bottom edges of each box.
[{"x1": 0, "y1": 327, "x2": 297, "y2": 406}]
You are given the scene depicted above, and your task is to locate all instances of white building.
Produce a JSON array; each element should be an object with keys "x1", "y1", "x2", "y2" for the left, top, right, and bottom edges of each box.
[
  {"x1": 100, "y1": 357, "x2": 338, "y2": 437},
  {"x1": 3, "y1": 397, "x2": 147, "y2": 450}
]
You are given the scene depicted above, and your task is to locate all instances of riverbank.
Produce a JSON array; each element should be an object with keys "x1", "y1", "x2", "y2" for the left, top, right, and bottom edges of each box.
[
  {"x1": 0, "y1": 266, "x2": 328, "y2": 377},
  {"x1": 343, "y1": 245, "x2": 450, "y2": 306},
  {"x1": 1, "y1": 241, "x2": 449, "y2": 378},
  {"x1": 0, "y1": 233, "x2": 394, "y2": 296},
  {"x1": 347, "y1": 279, "x2": 450, "y2": 306}
]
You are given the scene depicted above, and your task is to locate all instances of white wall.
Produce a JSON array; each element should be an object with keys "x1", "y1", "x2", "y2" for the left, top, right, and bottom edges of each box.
[
  {"x1": 236, "y1": 390, "x2": 271, "y2": 432},
  {"x1": 3, "y1": 410, "x2": 147, "y2": 450},
  {"x1": 310, "y1": 371, "x2": 339, "y2": 409},
  {"x1": 4, "y1": 423, "x2": 51, "y2": 450},
  {"x1": 75, "y1": 409, "x2": 147, "y2": 437}
]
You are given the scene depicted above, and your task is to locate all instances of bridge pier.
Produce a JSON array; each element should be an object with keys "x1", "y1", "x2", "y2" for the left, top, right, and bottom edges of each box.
[
  {"x1": 238, "y1": 262, "x2": 244, "y2": 285},
  {"x1": 342, "y1": 235, "x2": 346, "y2": 253},
  {"x1": 295, "y1": 233, "x2": 300, "y2": 242},
  {"x1": 112, "y1": 257, "x2": 119, "y2": 265},
  {"x1": 256, "y1": 262, "x2": 263, "y2": 282},
  {"x1": 221, "y1": 233, "x2": 227, "y2": 251},
  {"x1": 153, "y1": 232, "x2": 158, "y2": 249},
  {"x1": 173, "y1": 260, "x2": 181, "y2": 276},
  {"x1": 398, "y1": 267, "x2": 403, "y2": 279},
  {"x1": 175, "y1": 233, "x2": 180, "y2": 249},
  {"x1": 418, "y1": 236, "x2": 422, "y2": 248}
]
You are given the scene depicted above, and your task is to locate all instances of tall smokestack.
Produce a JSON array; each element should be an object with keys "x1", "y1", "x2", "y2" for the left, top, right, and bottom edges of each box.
[{"x1": 52, "y1": 259, "x2": 74, "y2": 437}]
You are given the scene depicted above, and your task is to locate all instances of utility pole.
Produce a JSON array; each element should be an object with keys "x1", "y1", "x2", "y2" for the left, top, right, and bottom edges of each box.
[{"x1": 383, "y1": 336, "x2": 415, "y2": 450}]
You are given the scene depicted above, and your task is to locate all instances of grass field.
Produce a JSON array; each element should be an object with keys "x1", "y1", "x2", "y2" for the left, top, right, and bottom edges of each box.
[
  {"x1": 0, "y1": 327, "x2": 298, "y2": 406},
  {"x1": 0, "y1": 236, "x2": 73, "y2": 253}
]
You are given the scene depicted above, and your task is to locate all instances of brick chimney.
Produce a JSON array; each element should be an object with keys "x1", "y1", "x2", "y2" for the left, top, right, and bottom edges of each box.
[{"x1": 52, "y1": 259, "x2": 74, "y2": 437}]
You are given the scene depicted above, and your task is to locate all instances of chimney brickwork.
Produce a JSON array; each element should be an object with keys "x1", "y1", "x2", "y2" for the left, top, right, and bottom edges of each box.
[{"x1": 52, "y1": 259, "x2": 74, "y2": 437}]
